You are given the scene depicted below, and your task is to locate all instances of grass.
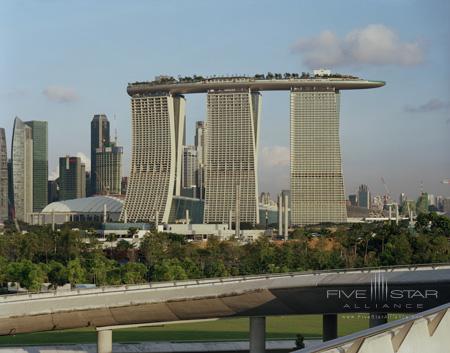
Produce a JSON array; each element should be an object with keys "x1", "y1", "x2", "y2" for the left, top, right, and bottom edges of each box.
[{"x1": 0, "y1": 314, "x2": 385, "y2": 345}]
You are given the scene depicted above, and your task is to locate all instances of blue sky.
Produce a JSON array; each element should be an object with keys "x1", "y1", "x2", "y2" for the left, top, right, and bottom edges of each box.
[{"x1": 0, "y1": 0, "x2": 449, "y2": 200}]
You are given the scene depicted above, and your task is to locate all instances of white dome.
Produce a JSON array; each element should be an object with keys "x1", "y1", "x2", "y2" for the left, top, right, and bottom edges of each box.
[{"x1": 42, "y1": 196, "x2": 124, "y2": 213}]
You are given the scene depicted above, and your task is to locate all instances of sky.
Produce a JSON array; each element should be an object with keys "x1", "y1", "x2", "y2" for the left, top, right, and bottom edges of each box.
[{"x1": 0, "y1": 0, "x2": 449, "y2": 200}]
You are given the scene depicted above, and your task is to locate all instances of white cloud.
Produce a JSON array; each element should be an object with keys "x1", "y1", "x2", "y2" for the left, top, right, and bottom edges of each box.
[
  {"x1": 291, "y1": 24, "x2": 424, "y2": 68},
  {"x1": 49, "y1": 167, "x2": 59, "y2": 181},
  {"x1": 76, "y1": 152, "x2": 91, "y2": 172},
  {"x1": 42, "y1": 85, "x2": 79, "y2": 103},
  {"x1": 259, "y1": 146, "x2": 290, "y2": 168},
  {"x1": 258, "y1": 146, "x2": 290, "y2": 195}
]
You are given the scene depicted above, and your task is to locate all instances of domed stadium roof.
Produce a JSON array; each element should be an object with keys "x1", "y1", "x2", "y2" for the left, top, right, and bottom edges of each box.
[{"x1": 42, "y1": 196, "x2": 124, "y2": 213}]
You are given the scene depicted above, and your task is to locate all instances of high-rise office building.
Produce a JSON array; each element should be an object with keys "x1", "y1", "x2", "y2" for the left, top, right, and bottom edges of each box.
[
  {"x1": 348, "y1": 194, "x2": 358, "y2": 207},
  {"x1": 48, "y1": 179, "x2": 59, "y2": 203},
  {"x1": 90, "y1": 114, "x2": 110, "y2": 195},
  {"x1": 95, "y1": 142, "x2": 123, "y2": 194},
  {"x1": 0, "y1": 128, "x2": 8, "y2": 222},
  {"x1": 121, "y1": 176, "x2": 128, "y2": 195},
  {"x1": 181, "y1": 145, "x2": 197, "y2": 198},
  {"x1": 25, "y1": 121, "x2": 48, "y2": 212},
  {"x1": 427, "y1": 194, "x2": 436, "y2": 207},
  {"x1": 182, "y1": 145, "x2": 197, "y2": 188},
  {"x1": 11, "y1": 117, "x2": 33, "y2": 222},
  {"x1": 120, "y1": 94, "x2": 186, "y2": 223},
  {"x1": 204, "y1": 90, "x2": 260, "y2": 225},
  {"x1": 290, "y1": 88, "x2": 347, "y2": 225},
  {"x1": 85, "y1": 171, "x2": 91, "y2": 197},
  {"x1": 436, "y1": 195, "x2": 444, "y2": 211},
  {"x1": 358, "y1": 184, "x2": 371, "y2": 209},
  {"x1": 59, "y1": 156, "x2": 86, "y2": 200},
  {"x1": 7, "y1": 159, "x2": 13, "y2": 219},
  {"x1": 399, "y1": 192, "x2": 407, "y2": 206},
  {"x1": 194, "y1": 121, "x2": 207, "y2": 199},
  {"x1": 443, "y1": 198, "x2": 450, "y2": 215},
  {"x1": 260, "y1": 192, "x2": 272, "y2": 206}
]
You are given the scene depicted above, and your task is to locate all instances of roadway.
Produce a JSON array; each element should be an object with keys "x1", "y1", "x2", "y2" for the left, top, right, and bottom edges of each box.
[{"x1": 1, "y1": 264, "x2": 449, "y2": 336}]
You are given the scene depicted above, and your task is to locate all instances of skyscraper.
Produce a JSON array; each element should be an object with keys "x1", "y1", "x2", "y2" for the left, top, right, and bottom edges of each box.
[
  {"x1": 11, "y1": 117, "x2": 33, "y2": 222},
  {"x1": 399, "y1": 192, "x2": 407, "y2": 206},
  {"x1": 90, "y1": 114, "x2": 110, "y2": 195},
  {"x1": 48, "y1": 179, "x2": 59, "y2": 203},
  {"x1": 182, "y1": 145, "x2": 197, "y2": 193},
  {"x1": 59, "y1": 156, "x2": 86, "y2": 200},
  {"x1": 95, "y1": 142, "x2": 123, "y2": 194},
  {"x1": 358, "y1": 184, "x2": 371, "y2": 209},
  {"x1": 195, "y1": 121, "x2": 207, "y2": 199},
  {"x1": 120, "y1": 94, "x2": 186, "y2": 223},
  {"x1": 0, "y1": 128, "x2": 8, "y2": 222},
  {"x1": 348, "y1": 194, "x2": 358, "y2": 207},
  {"x1": 290, "y1": 88, "x2": 347, "y2": 225},
  {"x1": 124, "y1": 74, "x2": 383, "y2": 225},
  {"x1": 25, "y1": 121, "x2": 48, "y2": 212},
  {"x1": 204, "y1": 90, "x2": 260, "y2": 225}
]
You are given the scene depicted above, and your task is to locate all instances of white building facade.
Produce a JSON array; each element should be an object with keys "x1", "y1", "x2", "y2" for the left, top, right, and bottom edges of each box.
[
  {"x1": 204, "y1": 90, "x2": 261, "y2": 225},
  {"x1": 290, "y1": 88, "x2": 347, "y2": 225},
  {"x1": 121, "y1": 94, "x2": 185, "y2": 223}
]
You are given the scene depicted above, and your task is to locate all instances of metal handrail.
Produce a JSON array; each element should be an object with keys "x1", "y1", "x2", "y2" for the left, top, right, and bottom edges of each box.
[{"x1": 294, "y1": 302, "x2": 450, "y2": 353}]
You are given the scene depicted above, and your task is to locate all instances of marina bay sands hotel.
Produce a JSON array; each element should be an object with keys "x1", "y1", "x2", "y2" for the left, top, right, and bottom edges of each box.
[{"x1": 121, "y1": 72, "x2": 384, "y2": 226}]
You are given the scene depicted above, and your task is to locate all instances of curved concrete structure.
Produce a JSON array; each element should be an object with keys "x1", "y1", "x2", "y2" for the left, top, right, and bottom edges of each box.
[
  {"x1": 0, "y1": 264, "x2": 448, "y2": 336},
  {"x1": 127, "y1": 78, "x2": 385, "y2": 95},
  {"x1": 293, "y1": 302, "x2": 450, "y2": 353}
]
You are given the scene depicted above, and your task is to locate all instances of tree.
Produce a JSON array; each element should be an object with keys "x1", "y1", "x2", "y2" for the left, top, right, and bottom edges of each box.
[
  {"x1": 152, "y1": 259, "x2": 188, "y2": 281},
  {"x1": 47, "y1": 261, "x2": 68, "y2": 287},
  {"x1": 121, "y1": 262, "x2": 148, "y2": 284},
  {"x1": 140, "y1": 232, "x2": 169, "y2": 267},
  {"x1": 66, "y1": 259, "x2": 86, "y2": 286},
  {"x1": 0, "y1": 256, "x2": 7, "y2": 286},
  {"x1": 6, "y1": 260, "x2": 46, "y2": 292}
]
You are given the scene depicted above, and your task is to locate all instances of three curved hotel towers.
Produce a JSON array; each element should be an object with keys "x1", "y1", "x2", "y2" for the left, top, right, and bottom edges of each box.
[{"x1": 121, "y1": 76, "x2": 385, "y2": 226}]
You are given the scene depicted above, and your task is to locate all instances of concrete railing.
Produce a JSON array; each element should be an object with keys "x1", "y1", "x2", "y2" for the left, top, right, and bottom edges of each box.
[{"x1": 2, "y1": 263, "x2": 449, "y2": 303}]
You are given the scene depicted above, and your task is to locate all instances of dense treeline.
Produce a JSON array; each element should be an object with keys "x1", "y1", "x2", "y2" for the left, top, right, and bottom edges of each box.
[{"x1": 0, "y1": 213, "x2": 449, "y2": 292}]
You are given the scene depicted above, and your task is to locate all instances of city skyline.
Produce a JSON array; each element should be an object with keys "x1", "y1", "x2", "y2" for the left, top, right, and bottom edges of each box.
[{"x1": 0, "y1": 0, "x2": 449, "y2": 199}]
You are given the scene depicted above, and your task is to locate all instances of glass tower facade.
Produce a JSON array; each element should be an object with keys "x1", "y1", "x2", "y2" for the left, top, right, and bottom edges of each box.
[
  {"x1": 25, "y1": 121, "x2": 48, "y2": 212},
  {"x1": 90, "y1": 114, "x2": 110, "y2": 195},
  {"x1": 95, "y1": 143, "x2": 123, "y2": 195},
  {"x1": 59, "y1": 156, "x2": 86, "y2": 200},
  {"x1": 11, "y1": 117, "x2": 33, "y2": 222},
  {"x1": 358, "y1": 184, "x2": 371, "y2": 209}
]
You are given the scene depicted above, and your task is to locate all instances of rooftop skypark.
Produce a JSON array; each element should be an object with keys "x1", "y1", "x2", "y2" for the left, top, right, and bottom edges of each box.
[{"x1": 130, "y1": 71, "x2": 362, "y2": 87}]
